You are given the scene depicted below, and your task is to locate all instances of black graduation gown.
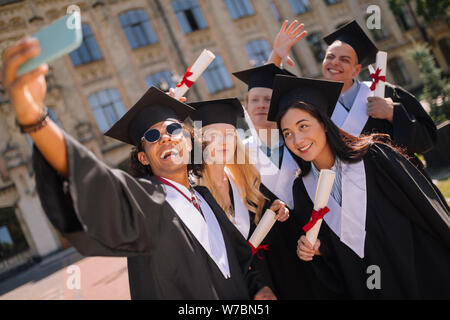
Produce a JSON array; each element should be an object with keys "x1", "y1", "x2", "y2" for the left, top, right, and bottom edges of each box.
[
  {"x1": 253, "y1": 184, "x2": 315, "y2": 299},
  {"x1": 226, "y1": 177, "x2": 275, "y2": 291},
  {"x1": 293, "y1": 143, "x2": 450, "y2": 299},
  {"x1": 248, "y1": 149, "x2": 315, "y2": 299},
  {"x1": 362, "y1": 82, "x2": 437, "y2": 168},
  {"x1": 32, "y1": 132, "x2": 266, "y2": 300}
]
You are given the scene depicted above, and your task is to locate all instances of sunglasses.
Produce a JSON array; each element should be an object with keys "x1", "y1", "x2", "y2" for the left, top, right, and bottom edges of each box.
[{"x1": 142, "y1": 122, "x2": 183, "y2": 144}]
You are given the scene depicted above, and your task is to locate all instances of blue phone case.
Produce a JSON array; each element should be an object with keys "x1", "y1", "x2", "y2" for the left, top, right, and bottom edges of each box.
[{"x1": 17, "y1": 12, "x2": 83, "y2": 76}]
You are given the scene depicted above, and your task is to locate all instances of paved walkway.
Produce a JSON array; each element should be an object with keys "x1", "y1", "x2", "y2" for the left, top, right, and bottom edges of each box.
[{"x1": 0, "y1": 248, "x2": 130, "y2": 300}]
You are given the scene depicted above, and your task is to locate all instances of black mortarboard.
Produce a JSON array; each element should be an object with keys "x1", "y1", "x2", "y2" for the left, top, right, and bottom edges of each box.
[
  {"x1": 104, "y1": 86, "x2": 194, "y2": 145},
  {"x1": 232, "y1": 63, "x2": 296, "y2": 91},
  {"x1": 267, "y1": 75, "x2": 344, "y2": 122},
  {"x1": 323, "y1": 20, "x2": 378, "y2": 68},
  {"x1": 189, "y1": 98, "x2": 244, "y2": 128}
]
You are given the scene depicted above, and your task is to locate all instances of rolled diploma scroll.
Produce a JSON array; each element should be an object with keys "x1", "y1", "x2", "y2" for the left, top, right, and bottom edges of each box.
[
  {"x1": 369, "y1": 51, "x2": 387, "y2": 98},
  {"x1": 174, "y1": 49, "x2": 216, "y2": 99},
  {"x1": 249, "y1": 209, "x2": 277, "y2": 248},
  {"x1": 305, "y1": 169, "x2": 336, "y2": 246}
]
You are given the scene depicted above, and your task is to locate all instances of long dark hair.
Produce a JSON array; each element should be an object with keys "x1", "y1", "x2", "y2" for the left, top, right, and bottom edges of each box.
[
  {"x1": 276, "y1": 101, "x2": 407, "y2": 177},
  {"x1": 128, "y1": 126, "x2": 204, "y2": 178}
]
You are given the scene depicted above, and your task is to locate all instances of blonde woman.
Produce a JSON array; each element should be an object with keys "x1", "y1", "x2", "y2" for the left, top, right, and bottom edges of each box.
[{"x1": 189, "y1": 98, "x2": 290, "y2": 241}]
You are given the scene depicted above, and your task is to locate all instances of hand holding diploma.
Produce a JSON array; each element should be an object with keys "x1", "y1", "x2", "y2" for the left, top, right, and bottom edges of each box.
[
  {"x1": 297, "y1": 235, "x2": 321, "y2": 261},
  {"x1": 367, "y1": 51, "x2": 394, "y2": 122},
  {"x1": 368, "y1": 51, "x2": 387, "y2": 97},
  {"x1": 174, "y1": 49, "x2": 215, "y2": 99},
  {"x1": 248, "y1": 200, "x2": 289, "y2": 259},
  {"x1": 298, "y1": 169, "x2": 335, "y2": 261}
]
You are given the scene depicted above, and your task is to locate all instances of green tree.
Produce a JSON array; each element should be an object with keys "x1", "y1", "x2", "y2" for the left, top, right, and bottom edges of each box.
[
  {"x1": 409, "y1": 44, "x2": 450, "y2": 124},
  {"x1": 388, "y1": 0, "x2": 450, "y2": 23}
]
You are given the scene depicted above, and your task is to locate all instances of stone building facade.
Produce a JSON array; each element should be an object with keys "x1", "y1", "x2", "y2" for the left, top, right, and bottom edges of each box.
[{"x1": 0, "y1": 0, "x2": 448, "y2": 277}]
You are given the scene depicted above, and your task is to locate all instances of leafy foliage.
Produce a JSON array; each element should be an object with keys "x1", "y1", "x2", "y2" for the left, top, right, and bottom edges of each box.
[{"x1": 409, "y1": 44, "x2": 450, "y2": 124}]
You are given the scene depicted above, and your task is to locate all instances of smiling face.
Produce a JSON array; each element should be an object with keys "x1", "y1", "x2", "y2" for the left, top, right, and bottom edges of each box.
[
  {"x1": 280, "y1": 107, "x2": 330, "y2": 163},
  {"x1": 138, "y1": 119, "x2": 191, "y2": 176},
  {"x1": 202, "y1": 123, "x2": 237, "y2": 165},
  {"x1": 322, "y1": 41, "x2": 361, "y2": 92},
  {"x1": 245, "y1": 87, "x2": 276, "y2": 129}
]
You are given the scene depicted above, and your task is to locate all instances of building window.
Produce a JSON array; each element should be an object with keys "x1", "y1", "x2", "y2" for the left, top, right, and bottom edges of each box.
[
  {"x1": 288, "y1": 0, "x2": 311, "y2": 15},
  {"x1": 307, "y1": 32, "x2": 327, "y2": 63},
  {"x1": 202, "y1": 55, "x2": 234, "y2": 94},
  {"x1": 388, "y1": 57, "x2": 411, "y2": 86},
  {"x1": 69, "y1": 24, "x2": 103, "y2": 66},
  {"x1": 119, "y1": 9, "x2": 158, "y2": 49},
  {"x1": 0, "y1": 207, "x2": 29, "y2": 262},
  {"x1": 245, "y1": 39, "x2": 272, "y2": 67},
  {"x1": 172, "y1": 0, "x2": 208, "y2": 34},
  {"x1": 225, "y1": 0, "x2": 254, "y2": 20},
  {"x1": 438, "y1": 38, "x2": 450, "y2": 66},
  {"x1": 324, "y1": 0, "x2": 341, "y2": 4},
  {"x1": 267, "y1": 0, "x2": 281, "y2": 21},
  {"x1": 146, "y1": 70, "x2": 177, "y2": 91},
  {"x1": 88, "y1": 89, "x2": 127, "y2": 133},
  {"x1": 393, "y1": 6, "x2": 415, "y2": 31}
]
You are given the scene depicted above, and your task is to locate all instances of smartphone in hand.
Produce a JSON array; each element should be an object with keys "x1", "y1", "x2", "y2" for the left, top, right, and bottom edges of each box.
[{"x1": 17, "y1": 11, "x2": 83, "y2": 76}]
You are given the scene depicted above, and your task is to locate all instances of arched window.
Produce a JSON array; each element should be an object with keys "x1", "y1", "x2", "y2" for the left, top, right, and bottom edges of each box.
[
  {"x1": 225, "y1": 0, "x2": 254, "y2": 20},
  {"x1": 119, "y1": 9, "x2": 158, "y2": 49},
  {"x1": 202, "y1": 55, "x2": 234, "y2": 94},
  {"x1": 267, "y1": 0, "x2": 281, "y2": 21},
  {"x1": 172, "y1": 0, "x2": 208, "y2": 34},
  {"x1": 245, "y1": 39, "x2": 271, "y2": 66},
  {"x1": 288, "y1": 0, "x2": 311, "y2": 15},
  {"x1": 69, "y1": 24, "x2": 103, "y2": 66},
  {"x1": 88, "y1": 89, "x2": 127, "y2": 133}
]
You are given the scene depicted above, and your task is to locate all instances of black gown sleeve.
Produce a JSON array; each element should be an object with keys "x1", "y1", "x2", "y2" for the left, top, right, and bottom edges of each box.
[
  {"x1": 32, "y1": 131, "x2": 166, "y2": 256},
  {"x1": 194, "y1": 186, "x2": 268, "y2": 297},
  {"x1": 367, "y1": 142, "x2": 450, "y2": 248},
  {"x1": 386, "y1": 83, "x2": 437, "y2": 154}
]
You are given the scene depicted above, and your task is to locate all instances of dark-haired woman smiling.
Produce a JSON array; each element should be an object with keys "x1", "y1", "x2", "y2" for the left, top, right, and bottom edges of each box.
[{"x1": 268, "y1": 75, "x2": 450, "y2": 299}]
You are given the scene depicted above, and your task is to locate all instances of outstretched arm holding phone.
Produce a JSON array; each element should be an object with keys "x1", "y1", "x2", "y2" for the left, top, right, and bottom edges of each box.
[{"x1": 2, "y1": 37, "x2": 69, "y2": 177}]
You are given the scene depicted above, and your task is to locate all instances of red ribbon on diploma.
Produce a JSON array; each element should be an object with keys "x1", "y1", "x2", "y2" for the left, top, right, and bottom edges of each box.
[
  {"x1": 176, "y1": 67, "x2": 194, "y2": 88},
  {"x1": 302, "y1": 207, "x2": 330, "y2": 233},
  {"x1": 248, "y1": 242, "x2": 269, "y2": 260},
  {"x1": 369, "y1": 68, "x2": 386, "y2": 91}
]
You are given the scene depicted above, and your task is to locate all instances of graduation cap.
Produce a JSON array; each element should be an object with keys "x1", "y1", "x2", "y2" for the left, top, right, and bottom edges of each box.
[
  {"x1": 323, "y1": 20, "x2": 378, "y2": 68},
  {"x1": 189, "y1": 98, "x2": 244, "y2": 128},
  {"x1": 104, "y1": 86, "x2": 194, "y2": 146},
  {"x1": 232, "y1": 63, "x2": 296, "y2": 91},
  {"x1": 267, "y1": 75, "x2": 344, "y2": 122}
]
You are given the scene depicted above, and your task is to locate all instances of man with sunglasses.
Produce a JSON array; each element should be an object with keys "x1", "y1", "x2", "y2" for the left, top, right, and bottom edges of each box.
[{"x1": 2, "y1": 37, "x2": 274, "y2": 300}]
